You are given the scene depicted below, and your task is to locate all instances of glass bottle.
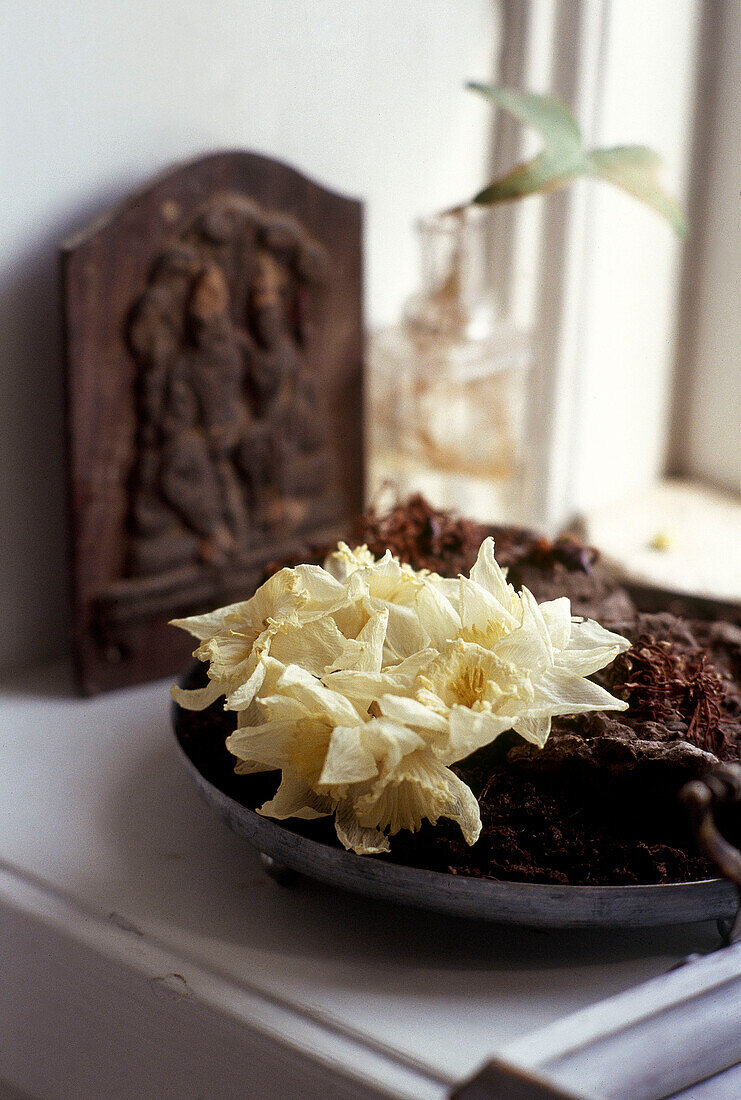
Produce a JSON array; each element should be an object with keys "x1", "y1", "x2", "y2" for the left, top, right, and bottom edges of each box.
[{"x1": 366, "y1": 207, "x2": 533, "y2": 523}]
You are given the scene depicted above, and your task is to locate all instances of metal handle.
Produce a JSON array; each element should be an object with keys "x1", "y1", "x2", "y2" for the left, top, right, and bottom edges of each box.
[{"x1": 681, "y1": 763, "x2": 741, "y2": 944}]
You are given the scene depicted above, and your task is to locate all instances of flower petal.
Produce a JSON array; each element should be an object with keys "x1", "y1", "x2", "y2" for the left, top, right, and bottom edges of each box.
[
  {"x1": 459, "y1": 576, "x2": 519, "y2": 641},
  {"x1": 226, "y1": 719, "x2": 296, "y2": 771},
  {"x1": 414, "y1": 581, "x2": 461, "y2": 650},
  {"x1": 377, "y1": 693, "x2": 450, "y2": 734},
  {"x1": 170, "y1": 601, "x2": 249, "y2": 641},
  {"x1": 443, "y1": 705, "x2": 514, "y2": 763},
  {"x1": 531, "y1": 668, "x2": 629, "y2": 715},
  {"x1": 354, "y1": 751, "x2": 481, "y2": 846},
  {"x1": 170, "y1": 676, "x2": 223, "y2": 711},
  {"x1": 258, "y1": 770, "x2": 334, "y2": 821},
  {"x1": 269, "y1": 615, "x2": 363, "y2": 677},
  {"x1": 382, "y1": 603, "x2": 430, "y2": 663},
  {"x1": 510, "y1": 712, "x2": 552, "y2": 748},
  {"x1": 469, "y1": 537, "x2": 518, "y2": 613},
  {"x1": 492, "y1": 586, "x2": 554, "y2": 669},
  {"x1": 319, "y1": 724, "x2": 379, "y2": 787},
  {"x1": 277, "y1": 664, "x2": 362, "y2": 727},
  {"x1": 334, "y1": 799, "x2": 390, "y2": 855},
  {"x1": 557, "y1": 618, "x2": 631, "y2": 676},
  {"x1": 538, "y1": 597, "x2": 572, "y2": 649}
]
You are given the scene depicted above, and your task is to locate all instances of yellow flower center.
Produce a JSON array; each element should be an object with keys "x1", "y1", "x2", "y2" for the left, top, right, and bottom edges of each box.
[{"x1": 448, "y1": 663, "x2": 487, "y2": 708}]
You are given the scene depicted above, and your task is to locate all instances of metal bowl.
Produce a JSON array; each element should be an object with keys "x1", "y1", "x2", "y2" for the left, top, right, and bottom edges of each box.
[{"x1": 174, "y1": 732, "x2": 738, "y2": 929}]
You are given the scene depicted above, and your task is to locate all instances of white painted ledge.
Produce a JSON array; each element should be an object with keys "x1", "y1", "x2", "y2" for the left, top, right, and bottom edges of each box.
[{"x1": 0, "y1": 660, "x2": 727, "y2": 1097}]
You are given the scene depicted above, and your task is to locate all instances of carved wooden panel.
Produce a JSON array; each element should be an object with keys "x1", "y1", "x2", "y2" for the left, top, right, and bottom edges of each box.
[{"x1": 63, "y1": 153, "x2": 363, "y2": 693}]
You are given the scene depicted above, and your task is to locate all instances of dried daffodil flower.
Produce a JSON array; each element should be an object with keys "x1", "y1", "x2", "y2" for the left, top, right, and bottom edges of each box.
[{"x1": 171, "y1": 539, "x2": 630, "y2": 856}]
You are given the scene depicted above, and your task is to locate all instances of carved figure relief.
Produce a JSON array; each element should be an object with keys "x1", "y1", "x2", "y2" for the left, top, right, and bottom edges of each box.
[
  {"x1": 63, "y1": 152, "x2": 363, "y2": 693},
  {"x1": 126, "y1": 194, "x2": 330, "y2": 579}
]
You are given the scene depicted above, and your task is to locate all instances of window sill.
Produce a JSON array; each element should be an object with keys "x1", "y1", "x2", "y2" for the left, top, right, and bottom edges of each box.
[{"x1": 580, "y1": 478, "x2": 741, "y2": 607}]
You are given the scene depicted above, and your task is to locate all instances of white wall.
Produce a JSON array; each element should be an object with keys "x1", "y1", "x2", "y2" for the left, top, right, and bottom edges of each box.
[{"x1": 0, "y1": 0, "x2": 497, "y2": 671}]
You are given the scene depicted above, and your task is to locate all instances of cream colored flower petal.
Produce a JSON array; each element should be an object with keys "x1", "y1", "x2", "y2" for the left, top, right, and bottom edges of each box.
[
  {"x1": 557, "y1": 618, "x2": 631, "y2": 676},
  {"x1": 247, "y1": 655, "x2": 286, "y2": 709},
  {"x1": 324, "y1": 606, "x2": 388, "y2": 675},
  {"x1": 318, "y1": 724, "x2": 379, "y2": 787},
  {"x1": 569, "y1": 616, "x2": 631, "y2": 651},
  {"x1": 235, "y1": 568, "x2": 306, "y2": 634},
  {"x1": 234, "y1": 759, "x2": 266, "y2": 775},
  {"x1": 324, "y1": 542, "x2": 376, "y2": 582},
  {"x1": 277, "y1": 664, "x2": 361, "y2": 727},
  {"x1": 170, "y1": 675, "x2": 223, "y2": 711},
  {"x1": 537, "y1": 596, "x2": 572, "y2": 649},
  {"x1": 226, "y1": 719, "x2": 296, "y2": 771},
  {"x1": 321, "y1": 648, "x2": 438, "y2": 712},
  {"x1": 355, "y1": 607, "x2": 389, "y2": 672},
  {"x1": 522, "y1": 587, "x2": 555, "y2": 659},
  {"x1": 459, "y1": 576, "x2": 519, "y2": 642},
  {"x1": 426, "y1": 573, "x2": 462, "y2": 612},
  {"x1": 414, "y1": 581, "x2": 462, "y2": 650},
  {"x1": 170, "y1": 600, "x2": 251, "y2": 641},
  {"x1": 382, "y1": 603, "x2": 430, "y2": 663},
  {"x1": 469, "y1": 537, "x2": 519, "y2": 614},
  {"x1": 414, "y1": 689, "x2": 450, "y2": 721},
  {"x1": 334, "y1": 799, "x2": 390, "y2": 855},
  {"x1": 354, "y1": 751, "x2": 481, "y2": 846},
  {"x1": 442, "y1": 705, "x2": 514, "y2": 763},
  {"x1": 258, "y1": 770, "x2": 334, "y2": 821},
  {"x1": 439, "y1": 767, "x2": 482, "y2": 846},
  {"x1": 236, "y1": 698, "x2": 265, "y2": 728},
  {"x1": 531, "y1": 668, "x2": 629, "y2": 715},
  {"x1": 225, "y1": 650, "x2": 268, "y2": 710},
  {"x1": 255, "y1": 693, "x2": 308, "y2": 723},
  {"x1": 491, "y1": 587, "x2": 553, "y2": 672},
  {"x1": 292, "y1": 563, "x2": 352, "y2": 614},
  {"x1": 330, "y1": 589, "x2": 371, "y2": 640},
  {"x1": 194, "y1": 631, "x2": 257, "y2": 683},
  {"x1": 362, "y1": 552, "x2": 424, "y2": 606},
  {"x1": 358, "y1": 719, "x2": 427, "y2": 784},
  {"x1": 323, "y1": 646, "x2": 437, "y2": 698},
  {"x1": 555, "y1": 644, "x2": 626, "y2": 679},
  {"x1": 269, "y1": 615, "x2": 363, "y2": 677},
  {"x1": 510, "y1": 712, "x2": 552, "y2": 748},
  {"x1": 318, "y1": 669, "x2": 384, "y2": 711},
  {"x1": 385, "y1": 647, "x2": 441, "y2": 682},
  {"x1": 377, "y1": 693, "x2": 450, "y2": 734}
]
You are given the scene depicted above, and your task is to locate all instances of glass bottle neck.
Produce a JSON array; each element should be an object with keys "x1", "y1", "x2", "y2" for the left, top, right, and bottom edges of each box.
[{"x1": 404, "y1": 208, "x2": 503, "y2": 340}]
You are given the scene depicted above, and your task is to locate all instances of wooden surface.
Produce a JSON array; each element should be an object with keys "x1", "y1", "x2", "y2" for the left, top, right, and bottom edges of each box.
[{"x1": 62, "y1": 152, "x2": 363, "y2": 694}]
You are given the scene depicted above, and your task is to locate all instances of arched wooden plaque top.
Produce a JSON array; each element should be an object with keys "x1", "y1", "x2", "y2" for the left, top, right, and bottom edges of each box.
[{"x1": 63, "y1": 152, "x2": 363, "y2": 693}]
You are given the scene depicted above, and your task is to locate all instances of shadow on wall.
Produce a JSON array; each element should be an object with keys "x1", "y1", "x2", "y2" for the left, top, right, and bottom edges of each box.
[{"x1": 0, "y1": 177, "x2": 141, "y2": 673}]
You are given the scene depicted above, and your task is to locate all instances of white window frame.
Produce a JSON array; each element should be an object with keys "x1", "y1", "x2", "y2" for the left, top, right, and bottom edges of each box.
[{"x1": 495, "y1": 0, "x2": 705, "y2": 533}]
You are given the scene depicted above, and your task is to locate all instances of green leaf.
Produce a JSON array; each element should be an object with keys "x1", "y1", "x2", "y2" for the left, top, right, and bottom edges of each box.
[
  {"x1": 463, "y1": 86, "x2": 687, "y2": 236},
  {"x1": 587, "y1": 147, "x2": 688, "y2": 236},
  {"x1": 467, "y1": 82, "x2": 583, "y2": 157},
  {"x1": 590, "y1": 144, "x2": 663, "y2": 168},
  {"x1": 472, "y1": 150, "x2": 586, "y2": 206}
]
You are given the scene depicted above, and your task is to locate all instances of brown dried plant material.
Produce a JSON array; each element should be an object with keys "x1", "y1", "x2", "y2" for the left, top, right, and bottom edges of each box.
[
  {"x1": 353, "y1": 495, "x2": 634, "y2": 622},
  {"x1": 609, "y1": 635, "x2": 728, "y2": 756},
  {"x1": 351, "y1": 493, "x2": 493, "y2": 576}
]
